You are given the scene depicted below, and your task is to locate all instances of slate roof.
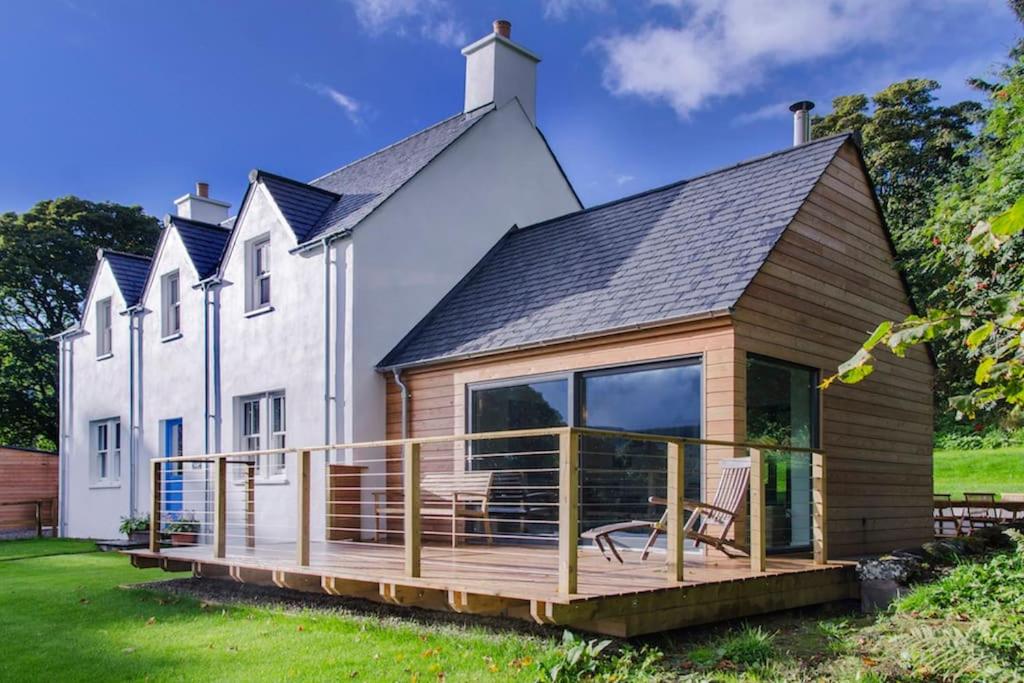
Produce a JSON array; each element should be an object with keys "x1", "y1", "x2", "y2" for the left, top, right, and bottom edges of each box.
[
  {"x1": 102, "y1": 250, "x2": 152, "y2": 307},
  {"x1": 300, "y1": 105, "x2": 495, "y2": 244},
  {"x1": 380, "y1": 133, "x2": 853, "y2": 369},
  {"x1": 169, "y1": 216, "x2": 232, "y2": 280},
  {"x1": 256, "y1": 172, "x2": 339, "y2": 243}
]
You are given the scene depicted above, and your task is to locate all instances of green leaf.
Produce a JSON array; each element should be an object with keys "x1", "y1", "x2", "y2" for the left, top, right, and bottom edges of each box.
[
  {"x1": 989, "y1": 196, "x2": 1024, "y2": 238},
  {"x1": 975, "y1": 357, "x2": 996, "y2": 385},
  {"x1": 863, "y1": 321, "x2": 893, "y2": 351},
  {"x1": 837, "y1": 348, "x2": 875, "y2": 384},
  {"x1": 966, "y1": 321, "x2": 995, "y2": 349}
]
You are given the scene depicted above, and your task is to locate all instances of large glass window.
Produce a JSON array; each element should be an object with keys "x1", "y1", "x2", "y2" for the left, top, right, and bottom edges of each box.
[
  {"x1": 237, "y1": 392, "x2": 286, "y2": 480},
  {"x1": 746, "y1": 355, "x2": 818, "y2": 551},
  {"x1": 466, "y1": 360, "x2": 702, "y2": 542},
  {"x1": 469, "y1": 379, "x2": 568, "y2": 538},
  {"x1": 579, "y1": 362, "x2": 702, "y2": 534}
]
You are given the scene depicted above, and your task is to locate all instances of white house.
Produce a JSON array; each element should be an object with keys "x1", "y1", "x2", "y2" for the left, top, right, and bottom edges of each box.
[{"x1": 56, "y1": 22, "x2": 581, "y2": 538}]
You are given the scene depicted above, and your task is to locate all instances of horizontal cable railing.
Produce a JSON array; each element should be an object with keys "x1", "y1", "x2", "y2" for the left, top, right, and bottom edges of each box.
[{"x1": 149, "y1": 428, "x2": 827, "y2": 596}]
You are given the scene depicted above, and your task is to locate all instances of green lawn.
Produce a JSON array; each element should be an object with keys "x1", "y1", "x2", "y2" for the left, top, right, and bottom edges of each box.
[
  {"x1": 0, "y1": 539, "x2": 552, "y2": 682},
  {"x1": 934, "y1": 446, "x2": 1024, "y2": 497}
]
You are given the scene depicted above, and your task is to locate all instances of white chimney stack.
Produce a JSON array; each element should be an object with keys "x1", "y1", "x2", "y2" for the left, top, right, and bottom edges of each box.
[
  {"x1": 174, "y1": 181, "x2": 231, "y2": 224},
  {"x1": 462, "y1": 19, "x2": 541, "y2": 125},
  {"x1": 790, "y1": 101, "x2": 815, "y2": 146}
]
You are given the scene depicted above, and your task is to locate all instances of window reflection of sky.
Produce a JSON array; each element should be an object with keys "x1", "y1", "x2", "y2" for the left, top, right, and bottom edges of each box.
[{"x1": 582, "y1": 364, "x2": 701, "y2": 436}]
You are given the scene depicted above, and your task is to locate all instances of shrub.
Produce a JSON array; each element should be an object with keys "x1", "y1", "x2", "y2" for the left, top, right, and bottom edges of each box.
[
  {"x1": 118, "y1": 515, "x2": 149, "y2": 536},
  {"x1": 538, "y1": 631, "x2": 662, "y2": 682}
]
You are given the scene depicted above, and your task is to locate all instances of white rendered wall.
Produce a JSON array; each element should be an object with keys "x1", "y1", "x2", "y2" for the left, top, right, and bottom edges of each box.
[
  {"x1": 65, "y1": 261, "x2": 133, "y2": 538},
  {"x1": 216, "y1": 185, "x2": 339, "y2": 545},
  {"x1": 345, "y1": 102, "x2": 580, "y2": 479},
  {"x1": 137, "y1": 228, "x2": 211, "y2": 528}
]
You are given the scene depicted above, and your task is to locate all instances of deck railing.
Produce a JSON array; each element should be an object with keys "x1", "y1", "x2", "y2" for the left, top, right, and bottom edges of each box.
[{"x1": 149, "y1": 428, "x2": 827, "y2": 595}]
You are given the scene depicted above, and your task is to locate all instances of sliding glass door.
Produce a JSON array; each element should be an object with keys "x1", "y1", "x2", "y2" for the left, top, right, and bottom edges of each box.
[
  {"x1": 467, "y1": 359, "x2": 702, "y2": 543},
  {"x1": 578, "y1": 362, "x2": 702, "y2": 534},
  {"x1": 746, "y1": 355, "x2": 819, "y2": 552}
]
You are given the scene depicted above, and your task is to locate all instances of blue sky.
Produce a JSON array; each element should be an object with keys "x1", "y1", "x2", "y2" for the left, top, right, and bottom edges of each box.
[{"x1": 0, "y1": 1, "x2": 1018, "y2": 219}]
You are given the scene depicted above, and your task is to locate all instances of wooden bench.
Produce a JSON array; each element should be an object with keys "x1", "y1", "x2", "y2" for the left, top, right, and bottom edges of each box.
[{"x1": 374, "y1": 471, "x2": 493, "y2": 547}]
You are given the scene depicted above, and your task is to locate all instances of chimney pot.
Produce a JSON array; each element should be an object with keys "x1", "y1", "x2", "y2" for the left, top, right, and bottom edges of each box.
[
  {"x1": 789, "y1": 101, "x2": 815, "y2": 146},
  {"x1": 196, "y1": 181, "x2": 209, "y2": 198},
  {"x1": 493, "y1": 19, "x2": 511, "y2": 38}
]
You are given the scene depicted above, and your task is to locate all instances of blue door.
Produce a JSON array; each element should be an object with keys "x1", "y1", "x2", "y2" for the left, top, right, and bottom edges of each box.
[{"x1": 163, "y1": 419, "x2": 184, "y2": 514}]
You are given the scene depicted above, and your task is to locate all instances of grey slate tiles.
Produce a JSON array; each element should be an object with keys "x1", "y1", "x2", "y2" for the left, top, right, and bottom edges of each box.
[
  {"x1": 169, "y1": 216, "x2": 231, "y2": 280},
  {"x1": 103, "y1": 251, "x2": 152, "y2": 307},
  {"x1": 379, "y1": 133, "x2": 851, "y2": 368}
]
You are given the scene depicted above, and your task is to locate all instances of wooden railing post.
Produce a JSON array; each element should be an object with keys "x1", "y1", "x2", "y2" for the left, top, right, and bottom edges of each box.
[
  {"x1": 558, "y1": 428, "x2": 579, "y2": 595},
  {"x1": 404, "y1": 442, "x2": 421, "y2": 578},
  {"x1": 297, "y1": 450, "x2": 311, "y2": 566},
  {"x1": 214, "y1": 457, "x2": 227, "y2": 559},
  {"x1": 812, "y1": 452, "x2": 827, "y2": 564},
  {"x1": 149, "y1": 459, "x2": 161, "y2": 553},
  {"x1": 749, "y1": 448, "x2": 766, "y2": 573},
  {"x1": 666, "y1": 440, "x2": 685, "y2": 582},
  {"x1": 246, "y1": 464, "x2": 256, "y2": 549}
]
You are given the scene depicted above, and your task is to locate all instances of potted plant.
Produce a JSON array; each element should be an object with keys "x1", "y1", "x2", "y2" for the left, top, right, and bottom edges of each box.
[
  {"x1": 164, "y1": 515, "x2": 200, "y2": 546},
  {"x1": 119, "y1": 515, "x2": 150, "y2": 545}
]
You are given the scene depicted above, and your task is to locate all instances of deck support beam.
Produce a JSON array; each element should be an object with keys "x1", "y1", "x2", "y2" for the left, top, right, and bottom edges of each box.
[
  {"x1": 297, "y1": 450, "x2": 311, "y2": 566},
  {"x1": 666, "y1": 441, "x2": 685, "y2": 582},
  {"x1": 812, "y1": 452, "x2": 827, "y2": 564},
  {"x1": 214, "y1": 457, "x2": 227, "y2": 559},
  {"x1": 558, "y1": 428, "x2": 579, "y2": 595},
  {"x1": 404, "y1": 442, "x2": 421, "y2": 578},
  {"x1": 749, "y1": 448, "x2": 766, "y2": 573},
  {"x1": 149, "y1": 459, "x2": 161, "y2": 553}
]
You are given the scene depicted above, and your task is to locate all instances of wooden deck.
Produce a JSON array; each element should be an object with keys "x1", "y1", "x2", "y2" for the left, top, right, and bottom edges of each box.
[{"x1": 127, "y1": 541, "x2": 857, "y2": 637}]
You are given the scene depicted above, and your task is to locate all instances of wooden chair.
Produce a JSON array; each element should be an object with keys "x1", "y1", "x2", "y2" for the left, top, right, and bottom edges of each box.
[
  {"x1": 933, "y1": 493, "x2": 959, "y2": 537},
  {"x1": 964, "y1": 492, "x2": 997, "y2": 533},
  {"x1": 374, "y1": 471, "x2": 494, "y2": 547},
  {"x1": 1001, "y1": 493, "x2": 1024, "y2": 521},
  {"x1": 582, "y1": 458, "x2": 751, "y2": 562}
]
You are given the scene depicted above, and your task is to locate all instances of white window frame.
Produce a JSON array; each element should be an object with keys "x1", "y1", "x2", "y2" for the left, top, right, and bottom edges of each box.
[
  {"x1": 96, "y1": 298, "x2": 113, "y2": 358},
  {"x1": 90, "y1": 417, "x2": 121, "y2": 486},
  {"x1": 161, "y1": 270, "x2": 181, "y2": 339},
  {"x1": 245, "y1": 235, "x2": 271, "y2": 312},
  {"x1": 236, "y1": 391, "x2": 286, "y2": 481}
]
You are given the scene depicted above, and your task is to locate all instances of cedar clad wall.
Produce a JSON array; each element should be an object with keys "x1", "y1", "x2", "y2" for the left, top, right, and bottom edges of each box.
[
  {"x1": 0, "y1": 447, "x2": 58, "y2": 530},
  {"x1": 733, "y1": 141, "x2": 934, "y2": 557},
  {"x1": 385, "y1": 320, "x2": 743, "y2": 517}
]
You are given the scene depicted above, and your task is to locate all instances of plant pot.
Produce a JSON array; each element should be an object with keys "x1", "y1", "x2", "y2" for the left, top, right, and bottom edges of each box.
[
  {"x1": 128, "y1": 531, "x2": 149, "y2": 545},
  {"x1": 170, "y1": 532, "x2": 198, "y2": 546}
]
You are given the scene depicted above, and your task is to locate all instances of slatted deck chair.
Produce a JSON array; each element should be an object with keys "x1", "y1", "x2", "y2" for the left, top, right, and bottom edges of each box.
[
  {"x1": 933, "y1": 493, "x2": 960, "y2": 537},
  {"x1": 964, "y1": 492, "x2": 998, "y2": 533},
  {"x1": 582, "y1": 458, "x2": 751, "y2": 563},
  {"x1": 373, "y1": 471, "x2": 494, "y2": 547}
]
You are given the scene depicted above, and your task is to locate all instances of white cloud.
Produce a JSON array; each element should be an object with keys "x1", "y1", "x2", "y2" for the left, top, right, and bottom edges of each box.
[
  {"x1": 598, "y1": 0, "x2": 916, "y2": 118},
  {"x1": 732, "y1": 100, "x2": 792, "y2": 126},
  {"x1": 302, "y1": 82, "x2": 364, "y2": 125},
  {"x1": 615, "y1": 173, "x2": 635, "y2": 185},
  {"x1": 346, "y1": 0, "x2": 467, "y2": 47},
  {"x1": 543, "y1": 0, "x2": 610, "y2": 20}
]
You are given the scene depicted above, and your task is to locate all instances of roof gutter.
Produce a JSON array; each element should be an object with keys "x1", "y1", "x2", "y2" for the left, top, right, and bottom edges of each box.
[
  {"x1": 290, "y1": 228, "x2": 352, "y2": 255},
  {"x1": 377, "y1": 308, "x2": 733, "y2": 373}
]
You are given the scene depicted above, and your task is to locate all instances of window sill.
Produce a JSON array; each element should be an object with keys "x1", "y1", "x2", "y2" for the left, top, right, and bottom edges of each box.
[
  {"x1": 89, "y1": 482, "x2": 121, "y2": 489},
  {"x1": 161, "y1": 332, "x2": 183, "y2": 343},
  {"x1": 96, "y1": 353, "x2": 114, "y2": 361},
  {"x1": 244, "y1": 305, "x2": 274, "y2": 319}
]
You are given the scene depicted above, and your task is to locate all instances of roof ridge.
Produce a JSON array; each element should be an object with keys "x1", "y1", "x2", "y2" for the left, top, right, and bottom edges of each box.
[
  {"x1": 167, "y1": 215, "x2": 232, "y2": 232},
  {"x1": 254, "y1": 169, "x2": 341, "y2": 198},
  {"x1": 100, "y1": 248, "x2": 152, "y2": 262},
  {"x1": 512, "y1": 132, "x2": 854, "y2": 237},
  {"x1": 308, "y1": 104, "x2": 495, "y2": 186}
]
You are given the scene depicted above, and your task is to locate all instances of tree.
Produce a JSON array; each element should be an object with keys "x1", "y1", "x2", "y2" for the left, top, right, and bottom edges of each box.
[
  {"x1": 0, "y1": 197, "x2": 159, "y2": 448},
  {"x1": 812, "y1": 80, "x2": 982, "y2": 306},
  {"x1": 824, "y1": 48, "x2": 1024, "y2": 424}
]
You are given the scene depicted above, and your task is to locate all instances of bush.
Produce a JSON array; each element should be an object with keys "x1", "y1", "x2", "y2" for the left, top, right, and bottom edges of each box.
[
  {"x1": 934, "y1": 414, "x2": 1024, "y2": 450},
  {"x1": 118, "y1": 515, "x2": 149, "y2": 535}
]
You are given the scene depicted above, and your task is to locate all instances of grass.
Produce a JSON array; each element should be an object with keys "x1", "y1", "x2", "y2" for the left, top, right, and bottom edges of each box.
[
  {"x1": 933, "y1": 446, "x2": 1024, "y2": 497},
  {"x1": 0, "y1": 538, "x2": 555, "y2": 682}
]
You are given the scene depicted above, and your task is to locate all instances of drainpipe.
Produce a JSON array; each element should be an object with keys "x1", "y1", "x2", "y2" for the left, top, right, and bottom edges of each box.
[
  {"x1": 392, "y1": 369, "x2": 410, "y2": 439},
  {"x1": 202, "y1": 282, "x2": 211, "y2": 454},
  {"x1": 127, "y1": 306, "x2": 142, "y2": 517},
  {"x1": 323, "y1": 238, "x2": 332, "y2": 453},
  {"x1": 55, "y1": 336, "x2": 68, "y2": 536}
]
